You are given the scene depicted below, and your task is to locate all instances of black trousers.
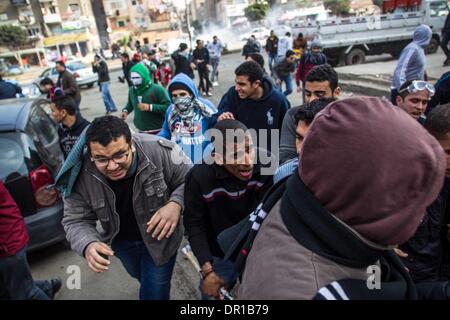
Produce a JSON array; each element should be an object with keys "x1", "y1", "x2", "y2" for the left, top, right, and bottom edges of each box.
[{"x1": 198, "y1": 67, "x2": 211, "y2": 94}]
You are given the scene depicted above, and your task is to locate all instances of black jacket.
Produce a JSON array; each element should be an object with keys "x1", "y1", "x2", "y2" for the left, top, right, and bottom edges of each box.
[
  {"x1": 426, "y1": 71, "x2": 450, "y2": 115},
  {"x1": 122, "y1": 60, "x2": 134, "y2": 86},
  {"x1": 183, "y1": 163, "x2": 272, "y2": 266},
  {"x1": 57, "y1": 70, "x2": 81, "y2": 105},
  {"x1": 192, "y1": 47, "x2": 210, "y2": 70},
  {"x1": 265, "y1": 36, "x2": 279, "y2": 55},
  {"x1": 274, "y1": 59, "x2": 296, "y2": 79},
  {"x1": 171, "y1": 50, "x2": 194, "y2": 79},
  {"x1": 443, "y1": 13, "x2": 450, "y2": 34},
  {"x1": 92, "y1": 60, "x2": 110, "y2": 83},
  {"x1": 242, "y1": 41, "x2": 261, "y2": 58},
  {"x1": 58, "y1": 114, "x2": 90, "y2": 159},
  {"x1": 0, "y1": 80, "x2": 22, "y2": 100},
  {"x1": 400, "y1": 178, "x2": 450, "y2": 282}
]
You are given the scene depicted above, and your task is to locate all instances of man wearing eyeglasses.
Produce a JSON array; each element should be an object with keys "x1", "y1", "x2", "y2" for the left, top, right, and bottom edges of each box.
[
  {"x1": 62, "y1": 116, "x2": 192, "y2": 300},
  {"x1": 396, "y1": 79, "x2": 435, "y2": 124}
]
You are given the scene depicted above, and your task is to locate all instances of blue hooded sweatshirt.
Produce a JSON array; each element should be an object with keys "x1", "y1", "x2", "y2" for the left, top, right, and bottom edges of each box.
[
  {"x1": 391, "y1": 24, "x2": 432, "y2": 90},
  {"x1": 158, "y1": 73, "x2": 217, "y2": 164},
  {"x1": 211, "y1": 76, "x2": 290, "y2": 153}
]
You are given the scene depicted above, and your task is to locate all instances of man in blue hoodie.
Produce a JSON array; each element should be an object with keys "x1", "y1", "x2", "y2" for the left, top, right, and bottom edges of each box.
[
  {"x1": 391, "y1": 24, "x2": 432, "y2": 105},
  {"x1": 213, "y1": 61, "x2": 290, "y2": 155},
  {"x1": 159, "y1": 73, "x2": 217, "y2": 164}
]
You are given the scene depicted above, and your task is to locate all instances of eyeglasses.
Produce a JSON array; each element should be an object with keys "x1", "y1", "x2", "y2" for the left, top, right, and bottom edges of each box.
[
  {"x1": 91, "y1": 149, "x2": 130, "y2": 168},
  {"x1": 399, "y1": 80, "x2": 435, "y2": 97}
]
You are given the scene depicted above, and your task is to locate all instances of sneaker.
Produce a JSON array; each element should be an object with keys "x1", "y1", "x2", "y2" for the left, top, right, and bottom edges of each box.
[
  {"x1": 49, "y1": 278, "x2": 62, "y2": 299},
  {"x1": 202, "y1": 92, "x2": 206, "y2": 96},
  {"x1": 207, "y1": 92, "x2": 212, "y2": 97},
  {"x1": 110, "y1": 109, "x2": 118, "y2": 113},
  {"x1": 212, "y1": 82, "x2": 219, "y2": 86}
]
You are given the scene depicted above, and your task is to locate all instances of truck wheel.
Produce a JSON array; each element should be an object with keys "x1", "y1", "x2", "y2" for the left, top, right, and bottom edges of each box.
[
  {"x1": 426, "y1": 38, "x2": 439, "y2": 54},
  {"x1": 345, "y1": 48, "x2": 366, "y2": 65}
]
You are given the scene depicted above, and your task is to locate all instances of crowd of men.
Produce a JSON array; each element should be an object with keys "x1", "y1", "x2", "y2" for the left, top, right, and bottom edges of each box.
[{"x1": 1, "y1": 21, "x2": 450, "y2": 301}]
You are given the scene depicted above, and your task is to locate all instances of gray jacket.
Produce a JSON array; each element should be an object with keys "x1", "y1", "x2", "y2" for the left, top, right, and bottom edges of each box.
[
  {"x1": 62, "y1": 134, "x2": 192, "y2": 266},
  {"x1": 279, "y1": 106, "x2": 299, "y2": 164}
]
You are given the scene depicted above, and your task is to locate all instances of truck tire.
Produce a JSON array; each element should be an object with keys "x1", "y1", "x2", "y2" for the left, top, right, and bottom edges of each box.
[
  {"x1": 426, "y1": 38, "x2": 439, "y2": 54},
  {"x1": 345, "y1": 48, "x2": 366, "y2": 65}
]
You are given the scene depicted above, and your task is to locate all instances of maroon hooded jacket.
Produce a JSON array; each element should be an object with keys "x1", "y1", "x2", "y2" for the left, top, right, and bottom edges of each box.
[{"x1": 0, "y1": 181, "x2": 29, "y2": 257}]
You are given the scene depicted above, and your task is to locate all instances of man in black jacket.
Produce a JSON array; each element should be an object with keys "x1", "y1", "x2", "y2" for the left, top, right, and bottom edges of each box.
[
  {"x1": 55, "y1": 61, "x2": 81, "y2": 111},
  {"x1": 120, "y1": 53, "x2": 134, "y2": 87},
  {"x1": 49, "y1": 95, "x2": 90, "y2": 159},
  {"x1": 171, "y1": 43, "x2": 195, "y2": 79},
  {"x1": 398, "y1": 103, "x2": 450, "y2": 282},
  {"x1": 193, "y1": 40, "x2": 211, "y2": 96},
  {"x1": 183, "y1": 119, "x2": 273, "y2": 299},
  {"x1": 274, "y1": 50, "x2": 296, "y2": 96},
  {"x1": 265, "y1": 30, "x2": 278, "y2": 75},
  {"x1": 93, "y1": 55, "x2": 117, "y2": 114}
]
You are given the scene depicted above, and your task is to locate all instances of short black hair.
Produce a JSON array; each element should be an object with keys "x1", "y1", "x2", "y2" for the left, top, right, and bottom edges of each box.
[
  {"x1": 286, "y1": 32, "x2": 291, "y2": 37},
  {"x1": 294, "y1": 97, "x2": 337, "y2": 126},
  {"x1": 212, "y1": 119, "x2": 249, "y2": 155},
  {"x1": 235, "y1": 61, "x2": 263, "y2": 83},
  {"x1": 286, "y1": 50, "x2": 295, "y2": 58},
  {"x1": 39, "y1": 77, "x2": 54, "y2": 87},
  {"x1": 86, "y1": 116, "x2": 132, "y2": 148},
  {"x1": 56, "y1": 61, "x2": 66, "y2": 68},
  {"x1": 305, "y1": 64, "x2": 339, "y2": 91},
  {"x1": 248, "y1": 53, "x2": 265, "y2": 69},
  {"x1": 121, "y1": 52, "x2": 130, "y2": 59},
  {"x1": 425, "y1": 103, "x2": 450, "y2": 140},
  {"x1": 398, "y1": 80, "x2": 416, "y2": 99},
  {"x1": 53, "y1": 95, "x2": 77, "y2": 116},
  {"x1": 179, "y1": 43, "x2": 188, "y2": 51}
]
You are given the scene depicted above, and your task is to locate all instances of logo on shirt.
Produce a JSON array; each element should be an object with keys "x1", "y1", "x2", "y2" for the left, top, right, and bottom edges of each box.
[{"x1": 266, "y1": 109, "x2": 274, "y2": 126}]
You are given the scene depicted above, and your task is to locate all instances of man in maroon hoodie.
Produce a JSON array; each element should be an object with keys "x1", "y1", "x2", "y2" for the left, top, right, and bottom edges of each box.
[{"x1": 0, "y1": 181, "x2": 61, "y2": 300}]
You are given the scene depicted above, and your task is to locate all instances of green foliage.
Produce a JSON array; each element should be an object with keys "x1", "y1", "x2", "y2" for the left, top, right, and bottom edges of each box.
[
  {"x1": 323, "y1": 0, "x2": 351, "y2": 16},
  {"x1": 0, "y1": 25, "x2": 28, "y2": 49},
  {"x1": 244, "y1": 0, "x2": 270, "y2": 21}
]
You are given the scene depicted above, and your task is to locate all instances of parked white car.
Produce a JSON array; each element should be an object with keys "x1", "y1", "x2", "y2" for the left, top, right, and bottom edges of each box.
[
  {"x1": 240, "y1": 27, "x2": 271, "y2": 42},
  {"x1": 34, "y1": 61, "x2": 98, "y2": 89}
]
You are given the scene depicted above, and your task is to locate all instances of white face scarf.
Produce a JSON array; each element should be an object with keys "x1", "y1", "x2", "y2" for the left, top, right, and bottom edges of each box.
[{"x1": 130, "y1": 72, "x2": 142, "y2": 87}]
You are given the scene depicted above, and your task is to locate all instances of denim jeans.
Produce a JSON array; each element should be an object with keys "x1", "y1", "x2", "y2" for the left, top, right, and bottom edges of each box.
[
  {"x1": 111, "y1": 239, "x2": 176, "y2": 300},
  {"x1": 278, "y1": 74, "x2": 293, "y2": 96},
  {"x1": 0, "y1": 248, "x2": 52, "y2": 300},
  {"x1": 268, "y1": 53, "x2": 276, "y2": 74},
  {"x1": 199, "y1": 256, "x2": 239, "y2": 300},
  {"x1": 100, "y1": 82, "x2": 117, "y2": 112},
  {"x1": 210, "y1": 57, "x2": 220, "y2": 82}
]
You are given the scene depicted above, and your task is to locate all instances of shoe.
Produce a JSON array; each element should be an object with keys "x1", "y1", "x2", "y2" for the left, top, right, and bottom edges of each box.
[
  {"x1": 110, "y1": 109, "x2": 118, "y2": 113},
  {"x1": 49, "y1": 278, "x2": 62, "y2": 299},
  {"x1": 202, "y1": 92, "x2": 206, "y2": 96},
  {"x1": 212, "y1": 82, "x2": 219, "y2": 86},
  {"x1": 206, "y1": 92, "x2": 212, "y2": 97}
]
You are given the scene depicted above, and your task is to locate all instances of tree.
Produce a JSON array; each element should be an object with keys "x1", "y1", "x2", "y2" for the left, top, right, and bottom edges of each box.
[
  {"x1": 0, "y1": 25, "x2": 28, "y2": 50},
  {"x1": 244, "y1": 0, "x2": 270, "y2": 22},
  {"x1": 324, "y1": 0, "x2": 351, "y2": 16}
]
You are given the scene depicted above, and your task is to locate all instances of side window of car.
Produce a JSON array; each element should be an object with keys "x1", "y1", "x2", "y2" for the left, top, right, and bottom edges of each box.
[{"x1": 26, "y1": 103, "x2": 58, "y2": 147}]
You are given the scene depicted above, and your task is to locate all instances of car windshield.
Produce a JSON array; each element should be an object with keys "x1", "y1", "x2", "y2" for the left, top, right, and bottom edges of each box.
[{"x1": 67, "y1": 62, "x2": 87, "y2": 71}]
